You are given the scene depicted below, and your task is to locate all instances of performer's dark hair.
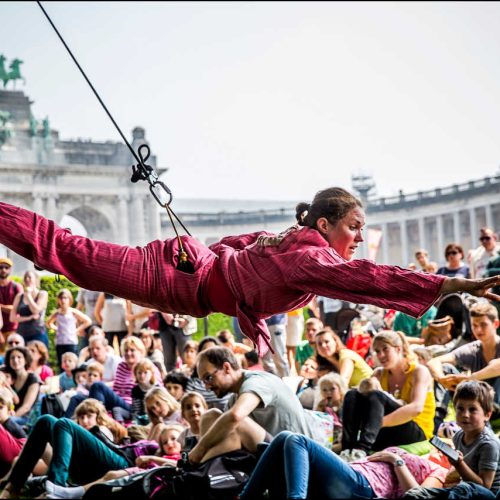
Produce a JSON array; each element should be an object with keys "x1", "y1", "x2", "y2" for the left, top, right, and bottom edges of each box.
[{"x1": 296, "y1": 187, "x2": 362, "y2": 228}]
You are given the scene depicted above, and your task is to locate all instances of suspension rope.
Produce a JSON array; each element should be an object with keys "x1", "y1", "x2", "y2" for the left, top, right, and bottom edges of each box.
[{"x1": 36, "y1": 1, "x2": 193, "y2": 268}]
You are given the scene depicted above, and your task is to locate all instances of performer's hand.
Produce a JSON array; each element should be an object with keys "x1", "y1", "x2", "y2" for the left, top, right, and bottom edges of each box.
[{"x1": 441, "y1": 276, "x2": 500, "y2": 301}]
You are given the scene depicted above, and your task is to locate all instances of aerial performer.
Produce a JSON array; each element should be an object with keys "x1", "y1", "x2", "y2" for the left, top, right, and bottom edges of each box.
[{"x1": 0, "y1": 187, "x2": 499, "y2": 354}]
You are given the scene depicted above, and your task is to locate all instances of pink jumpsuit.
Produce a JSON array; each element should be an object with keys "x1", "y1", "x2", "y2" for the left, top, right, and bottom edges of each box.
[{"x1": 0, "y1": 203, "x2": 445, "y2": 353}]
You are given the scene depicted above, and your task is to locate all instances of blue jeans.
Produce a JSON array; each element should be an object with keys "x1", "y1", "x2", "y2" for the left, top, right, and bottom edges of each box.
[
  {"x1": 240, "y1": 431, "x2": 374, "y2": 500},
  {"x1": 64, "y1": 382, "x2": 131, "y2": 418},
  {"x1": 8, "y1": 415, "x2": 128, "y2": 488}
]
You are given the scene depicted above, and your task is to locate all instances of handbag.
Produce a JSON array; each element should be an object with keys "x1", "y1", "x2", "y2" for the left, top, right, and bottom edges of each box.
[{"x1": 422, "y1": 316, "x2": 454, "y2": 346}]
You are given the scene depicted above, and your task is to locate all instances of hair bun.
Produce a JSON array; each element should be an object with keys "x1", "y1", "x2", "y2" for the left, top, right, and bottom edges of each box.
[{"x1": 295, "y1": 202, "x2": 311, "y2": 226}]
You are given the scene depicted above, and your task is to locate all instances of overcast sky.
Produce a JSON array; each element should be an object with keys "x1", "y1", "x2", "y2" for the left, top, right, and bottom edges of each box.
[{"x1": 2, "y1": 1, "x2": 500, "y2": 203}]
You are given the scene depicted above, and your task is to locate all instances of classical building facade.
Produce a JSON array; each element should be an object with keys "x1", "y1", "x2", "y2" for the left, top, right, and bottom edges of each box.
[{"x1": 0, "y1": 88, "x2": 163, "y2": 270}]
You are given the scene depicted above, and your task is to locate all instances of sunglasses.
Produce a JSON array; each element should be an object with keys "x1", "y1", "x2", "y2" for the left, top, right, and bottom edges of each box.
[
  {"x1": 480, "y1": 236, "x2": 492, "y2": 242},
  {"x1": 0, "y1": 265, "x2": 11, "y2": 270},
  {"x1": 446, "y1": 251, "x2": 460, "y2": 256}
]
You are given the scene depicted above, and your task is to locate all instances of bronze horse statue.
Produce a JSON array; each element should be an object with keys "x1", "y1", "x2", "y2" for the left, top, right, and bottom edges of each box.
[{"x1": 0, "y1": 55, "x2": 25, "y2": 88}]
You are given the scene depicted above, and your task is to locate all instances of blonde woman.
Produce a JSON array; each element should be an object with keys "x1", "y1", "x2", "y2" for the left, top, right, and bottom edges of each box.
[{"x1": 341, "y1": 330, "x2": 436, "y2": 460}]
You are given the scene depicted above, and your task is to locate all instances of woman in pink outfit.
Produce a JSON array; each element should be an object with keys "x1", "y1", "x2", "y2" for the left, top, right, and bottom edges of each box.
[{"x1": 0, "y1": 188, "x2": 498, "y2": 352}]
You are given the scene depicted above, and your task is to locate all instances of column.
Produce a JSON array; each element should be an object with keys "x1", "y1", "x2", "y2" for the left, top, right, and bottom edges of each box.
[
  {"x1": 485, "y1": 204, "x2": 493, "y2": 229},
  {"x1": 46, "y1": 193, "x2": 58, "y2": 221},
  {"x1": 418, "y1": 217, "x2": 426, "y2": 251},
  {"x1": 400, "y1": 220, "x2": 408, "y2": 267},
  {"x1": 469, "y1": 207, "x2": 477, "y2": 246},
  {"x1": 453, "y1": 211, "x2": 461, "y2": 243},
  {"x1": 381, "y1": 222, "x2": 389, "y2": 264},
  {"x1": 32, "y1": 193, "x2": 44, "y2": 215},
  {"x1": 117, "y1": 195, "x2": 130, "y2": 245},
  {"x1": 147, "y1": 198, "x2": 161, "y2": 241},
  {"x1": 436, "y1": 214, "x2": 444, "y2": 262},
  {"x1": 130, "y1": 194, "x2": 146, "y2": 245}
]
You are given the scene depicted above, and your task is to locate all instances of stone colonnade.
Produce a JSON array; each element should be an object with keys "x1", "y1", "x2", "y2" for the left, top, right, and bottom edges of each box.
[{"x1": 364, "y1": 203, "x2": 499, "y2": 267}]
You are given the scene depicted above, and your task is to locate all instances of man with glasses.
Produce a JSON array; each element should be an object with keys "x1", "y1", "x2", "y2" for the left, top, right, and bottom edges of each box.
[
  {"x1": 188, "y1": 346, "x2": 313, "y2": 465},
  {"x1": 470, "y1": 227, "x2": 500, "y2": 279},
  {"x1": 0, "y1": 258, "x2": 22, "y2": 354}
]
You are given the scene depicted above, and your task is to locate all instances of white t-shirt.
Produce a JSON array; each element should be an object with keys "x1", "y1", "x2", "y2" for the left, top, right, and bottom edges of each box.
[{"x1": 470, "y1": 243, "x2": 500, "y2": 278}]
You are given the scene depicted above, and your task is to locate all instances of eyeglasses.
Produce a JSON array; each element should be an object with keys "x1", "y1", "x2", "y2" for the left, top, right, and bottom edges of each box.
[
  {"x1": 201, "y1": 368, "x2": 221, "y2": 385},
  {"x1": 446, "y1": 251, "x2": 460, "y2": 256},
  {"x1": 480, "y1": 236, "x2": 492, "y2": 242}
]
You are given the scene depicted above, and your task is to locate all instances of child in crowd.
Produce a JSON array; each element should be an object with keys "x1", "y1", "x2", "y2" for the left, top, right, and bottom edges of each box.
[
  {"x1": 135, "y1": 424, "x2": 184, "y2": 468},
  {"x1": 314, "y1": 372, "x2": 347, "y2": 414},
  {"x1": 145, "y1": 387, "x2": 184, "y2": 443},
  {"x1": 86, "y1": 362, "x2": 105, "y2": 386},
  {"x1": 405, "y1": 380, "x2": 500, "y2": 499},
  {"x1": 131, "y1": 358, "x2": 158, "y2": 422},
  {"x1": 46, "y1": 289, "x2": 92, "y2": 369},
  {"x1": 73, "y1": 365, "x2": 90, "y2": 396},
  {"x1": 58, "y1": 352, "x2": 78, "y2": 391},
  {"x1": 75, "y1": 398, "x2": 128, "y2": 444},
  {"x1": 180, "y1": 340, "x2": 199, "y2": 376},
  {"x1": 164, "y1": 370, "x2": 189, "y2": 402},
  {"x1": 314, "y1": 372, "x2": 347, "y2": 453},
  {"x1": 448, "y1": 381, "x2": 500, "y2": 492},
  {"x1": 177, "y1": 392, "x2": 208, "y2": 452}
]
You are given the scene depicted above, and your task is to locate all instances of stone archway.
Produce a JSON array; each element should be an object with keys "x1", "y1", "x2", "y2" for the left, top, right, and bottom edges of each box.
[{"x1": 63, "y1": 205, "x2": 115, "y2": 242}]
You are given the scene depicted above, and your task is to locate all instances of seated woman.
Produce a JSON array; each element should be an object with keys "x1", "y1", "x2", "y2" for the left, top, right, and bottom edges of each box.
[
  {"x1": 0, "y1": 398, "x2": 129, "y2": 499},
  {"x1": 239, "y1": 431, "x2": 447, "y2": 500},
  {"x1": 341, "y1": 330, "x2": 436, "y2": 460},
  {"x1": 4, "y1": 346, "x2": 40, "y2": 427},
  {"x1": 26, "y1": 340, "x2": 54, "y2": 384},
  {"x1": 315, "y1": 328, "x2": 373, "y2": 387}
]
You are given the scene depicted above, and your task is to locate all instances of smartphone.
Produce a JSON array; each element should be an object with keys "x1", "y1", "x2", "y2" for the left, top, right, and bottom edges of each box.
[{"x1": 429, "y1": 435, "x2": 460, "y2": 462}]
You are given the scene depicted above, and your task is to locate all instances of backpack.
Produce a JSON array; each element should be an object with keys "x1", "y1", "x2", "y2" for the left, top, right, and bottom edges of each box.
[{"x1": 40, "y1": 394, "x2": 65, "y2": 418}]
